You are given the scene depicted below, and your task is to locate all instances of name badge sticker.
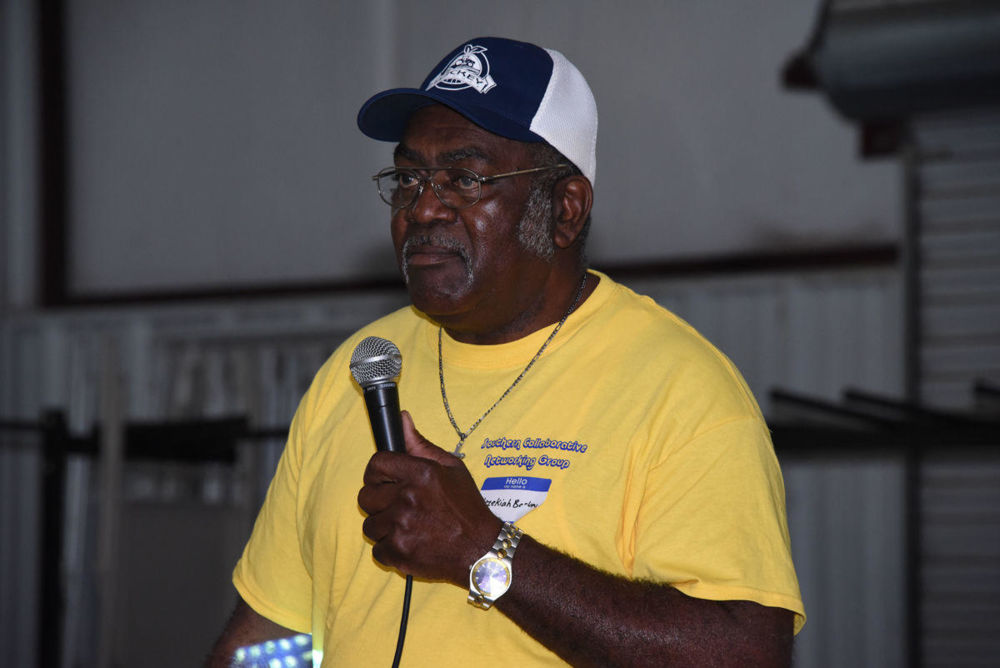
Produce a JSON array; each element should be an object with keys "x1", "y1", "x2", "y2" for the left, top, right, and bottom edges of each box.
[{"x1": 480, "y1": 476, "x2": 551, "y2": 523}]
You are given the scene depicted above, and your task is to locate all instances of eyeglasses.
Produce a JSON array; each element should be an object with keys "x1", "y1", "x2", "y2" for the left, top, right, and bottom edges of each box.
[{"x1": 372, "y1": 164, "x2": 569, "y2": 210}]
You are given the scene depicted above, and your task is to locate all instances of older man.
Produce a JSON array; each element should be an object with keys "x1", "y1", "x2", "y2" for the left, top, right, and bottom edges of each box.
[{"x1": 208, "y1": 37, "x2": 804, "y2": 667}]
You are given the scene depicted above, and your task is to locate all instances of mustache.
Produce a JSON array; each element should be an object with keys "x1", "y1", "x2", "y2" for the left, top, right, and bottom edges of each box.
[
  {"x1": 402, "y1": 234, "x2": 468, "y2": 259},
  {"x1": 400, "y1": 234, "x2": 473, "y2": 283}
]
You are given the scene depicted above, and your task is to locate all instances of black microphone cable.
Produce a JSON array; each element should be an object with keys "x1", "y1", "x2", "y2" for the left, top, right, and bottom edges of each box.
[{"x1": 391, "y1": 575, "x2": 413, "y2": 668}]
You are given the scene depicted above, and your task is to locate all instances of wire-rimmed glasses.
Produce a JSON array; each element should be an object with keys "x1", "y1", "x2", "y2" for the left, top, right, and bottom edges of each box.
[{"x1": 372, "y1": 164, "x2": 569, "y2": 210}]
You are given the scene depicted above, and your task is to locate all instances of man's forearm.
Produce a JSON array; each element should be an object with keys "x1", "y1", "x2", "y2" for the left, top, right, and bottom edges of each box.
[
  {"x1": 495, "y1": 535, "x2": 793, "y2": 667},
  {"x1": 204, "y1": 599, "x2": 300, "y2": 668}
]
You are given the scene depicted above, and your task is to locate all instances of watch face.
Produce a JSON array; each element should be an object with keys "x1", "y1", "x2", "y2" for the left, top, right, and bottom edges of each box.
[{"x1": 472, "y1": 557, "x2": 510, "y2": 597}]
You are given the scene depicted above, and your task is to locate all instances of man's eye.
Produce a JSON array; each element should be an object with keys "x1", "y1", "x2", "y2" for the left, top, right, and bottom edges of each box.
[
  {"x1": 396, "y1": 172, "x2": 420, "y2": 188},
  {"x1": 452, "y1": 173, "x2": 479, "y2": 190}
]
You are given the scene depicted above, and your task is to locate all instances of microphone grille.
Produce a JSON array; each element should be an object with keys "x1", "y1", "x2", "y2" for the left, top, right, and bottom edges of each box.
[{"x1": 350, "y1": 336, "x2": 402, "y2": 387}]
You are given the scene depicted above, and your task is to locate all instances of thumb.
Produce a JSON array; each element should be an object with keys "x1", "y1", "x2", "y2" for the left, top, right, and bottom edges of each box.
[{"x1": 401, "y1": 410, "x2": 462, "y2": 467}]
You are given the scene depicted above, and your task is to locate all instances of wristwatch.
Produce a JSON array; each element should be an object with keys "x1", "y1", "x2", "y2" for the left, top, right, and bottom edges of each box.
[{"x1": 468, "y1": 522, "x2": 523, "y2": 609}]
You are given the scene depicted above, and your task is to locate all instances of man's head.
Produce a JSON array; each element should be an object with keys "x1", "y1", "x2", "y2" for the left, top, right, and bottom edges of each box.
[{"x1": 357, "y1": 38, "x2": 597, "y2": 342}]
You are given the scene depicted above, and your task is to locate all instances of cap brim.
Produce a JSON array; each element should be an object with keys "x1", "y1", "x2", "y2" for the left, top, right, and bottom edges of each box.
[{"x1": 357, "y1": 88, "x2": 544, "y2": 144}]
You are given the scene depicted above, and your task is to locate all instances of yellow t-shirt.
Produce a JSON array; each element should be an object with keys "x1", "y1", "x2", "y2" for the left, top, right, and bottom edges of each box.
[{"x1": 233, "y1": 271, "x2": 805, "y2": 666}]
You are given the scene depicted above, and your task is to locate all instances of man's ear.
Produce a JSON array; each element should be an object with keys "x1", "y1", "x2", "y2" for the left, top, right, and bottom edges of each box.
[{"x1": 551, "y1": 175, "x2": 593, "y2": 249}]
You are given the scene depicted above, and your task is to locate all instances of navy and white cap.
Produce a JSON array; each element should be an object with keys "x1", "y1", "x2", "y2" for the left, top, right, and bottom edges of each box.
[{"x1": 357, "y1": 36, "x2": 598, "y2": 184}]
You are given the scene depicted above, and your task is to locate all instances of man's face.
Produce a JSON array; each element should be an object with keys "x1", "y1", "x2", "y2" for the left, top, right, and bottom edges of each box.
[{"x1": 390, "y1": 105, "x2": 554, "y2": 336}]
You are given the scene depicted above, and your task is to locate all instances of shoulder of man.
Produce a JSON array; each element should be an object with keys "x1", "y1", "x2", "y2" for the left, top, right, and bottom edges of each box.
[{"x1": 590, "y1": 275, "x2": 763, "y2": 420}]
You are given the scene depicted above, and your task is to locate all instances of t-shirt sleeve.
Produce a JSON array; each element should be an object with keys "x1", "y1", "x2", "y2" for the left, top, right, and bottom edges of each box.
[
  {"x1": 632, "y1": 416, "x2": 806, "y2": 633},
  {"x1": 232, "y1": 407, "x2": 313, "y2": 633}
]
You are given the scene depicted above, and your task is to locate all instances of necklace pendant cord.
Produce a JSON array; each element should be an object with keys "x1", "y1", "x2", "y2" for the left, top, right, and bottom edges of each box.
[{"x1": 439, "y1": 273, "x2": 589, "y2": 457}]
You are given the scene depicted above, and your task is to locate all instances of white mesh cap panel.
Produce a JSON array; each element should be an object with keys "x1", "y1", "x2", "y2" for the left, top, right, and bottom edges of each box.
[{"x1": 530, "y1": 48, "x2": 599, "y2": 185}]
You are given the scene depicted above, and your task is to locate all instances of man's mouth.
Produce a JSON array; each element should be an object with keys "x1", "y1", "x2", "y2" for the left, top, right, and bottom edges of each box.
[
  {"x1": 400, "y1": 235, "x2": 472, "y2": 283},
  {"x1": 405, "y1": 244, "x2": 461, "y2": 266}
]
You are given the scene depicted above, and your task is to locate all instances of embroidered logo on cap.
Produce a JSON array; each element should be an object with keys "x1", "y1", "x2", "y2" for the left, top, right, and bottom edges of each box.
[{"x1": 426, "y1": 44, "x2": 496, "y2": 94}]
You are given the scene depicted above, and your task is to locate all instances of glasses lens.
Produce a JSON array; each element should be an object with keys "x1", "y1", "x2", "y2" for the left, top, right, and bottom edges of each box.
[
  {"x1": 376, "y1": 169, "x2": 419, "y2": 208},
  {"x1": 375, "y1": 168, "x2": 482, "y2": 209},
  {"x1": 437, "y1": 168, "x2": 481, "y2": 208}
]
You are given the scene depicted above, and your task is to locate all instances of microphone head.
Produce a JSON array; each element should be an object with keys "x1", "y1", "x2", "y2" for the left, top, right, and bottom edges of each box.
[{"x1": 350, "y1": 336, "x2": 403, "y2": 387}]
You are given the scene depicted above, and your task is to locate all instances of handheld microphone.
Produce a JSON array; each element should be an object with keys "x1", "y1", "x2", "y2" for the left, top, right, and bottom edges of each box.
[
  {"x1": 350, "y1": 336, "x2": 405, "y2": 453},
  {"x1": 351, "y1": 336, "x2": 412, "y2": 667}
]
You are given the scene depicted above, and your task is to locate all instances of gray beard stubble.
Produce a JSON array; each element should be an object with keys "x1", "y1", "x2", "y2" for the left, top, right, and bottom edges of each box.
[{"x1": 516, "y1": 178, "x2": 556, "y2": 261}]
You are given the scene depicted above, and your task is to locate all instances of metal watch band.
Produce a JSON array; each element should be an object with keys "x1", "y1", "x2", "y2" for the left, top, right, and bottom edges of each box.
[{"x1": 468, "y1": 522, "x2": 523, "y2": 609}]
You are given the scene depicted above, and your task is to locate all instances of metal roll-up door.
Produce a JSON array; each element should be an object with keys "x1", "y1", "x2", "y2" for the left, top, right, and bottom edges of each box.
[
  {"x1": 912, "y1": 111, "x2": 1000, "y2": 408},
  {"x1": 911, "y1": 109, "x2": 1000, "y2": 667}
]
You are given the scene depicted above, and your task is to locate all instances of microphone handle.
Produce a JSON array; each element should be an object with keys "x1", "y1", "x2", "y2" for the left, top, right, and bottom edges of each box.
[{"x1": 363, "y1": 382, "x2": 405, "y2": 453}]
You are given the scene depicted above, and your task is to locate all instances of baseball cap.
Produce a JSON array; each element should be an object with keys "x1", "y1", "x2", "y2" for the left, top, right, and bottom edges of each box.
[{"x1": 357, "y1": 36, "x2": 598, "y2": 184}]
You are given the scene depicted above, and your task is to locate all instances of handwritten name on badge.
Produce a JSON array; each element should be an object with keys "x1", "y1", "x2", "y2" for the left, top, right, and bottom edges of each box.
[{"x1": 480, "y1": 476, "x2": 552, "y2": 523}]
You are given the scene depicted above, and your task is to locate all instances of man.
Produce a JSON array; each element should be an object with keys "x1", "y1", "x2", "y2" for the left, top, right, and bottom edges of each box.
[{"x1": 207, "y1": 37, "x2": 804, "y2": 667}]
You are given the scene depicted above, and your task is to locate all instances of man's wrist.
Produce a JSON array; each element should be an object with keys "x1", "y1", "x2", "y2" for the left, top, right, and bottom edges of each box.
[{"x1": 468, "y1": 522, "x2": 523, "y2": 609}]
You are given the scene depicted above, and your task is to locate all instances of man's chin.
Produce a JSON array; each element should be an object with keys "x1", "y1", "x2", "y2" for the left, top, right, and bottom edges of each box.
[{"x1": 403, "y1": 270, "x2": 474, "y2": 318}]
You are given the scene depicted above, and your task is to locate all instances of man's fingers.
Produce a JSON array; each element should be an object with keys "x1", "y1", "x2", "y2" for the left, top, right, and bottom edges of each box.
[
  {"x1": 357, "y1": 476, "x2": 397, "y2": 513},
  {"x1": 361, "y1": 513, "x2": 382, "y2": 542},
  {"x1": 402, "y1": 410, "x2": 461, "y2": 466},
  {"x1": 361, "y1": 452, "x2": 402, "y2": 486}
]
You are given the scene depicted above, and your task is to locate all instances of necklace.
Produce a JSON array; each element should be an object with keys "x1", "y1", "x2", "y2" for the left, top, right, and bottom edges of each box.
[{"x1": 438, "y1": 273, "x2": 589, "y2": 458}]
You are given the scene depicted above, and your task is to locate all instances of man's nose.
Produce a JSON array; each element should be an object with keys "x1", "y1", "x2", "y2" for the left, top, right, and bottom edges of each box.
[{"x1": 408, "y1": 180, "x2": 454, "y2": 225}]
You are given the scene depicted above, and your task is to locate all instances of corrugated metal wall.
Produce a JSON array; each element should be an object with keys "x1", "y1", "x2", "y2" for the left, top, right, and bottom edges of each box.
[
  {"x1": 784, "y1": 449, "x2": 908, "y2": 667},
  {"x1": 0, "y1": 270, "x2": 904, "y2": 422}
]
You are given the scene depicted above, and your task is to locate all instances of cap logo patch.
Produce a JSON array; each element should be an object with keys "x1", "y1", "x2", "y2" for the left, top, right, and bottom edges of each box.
[{"x1": 426, "y1": 44, "x2": 496, "y2": 94}]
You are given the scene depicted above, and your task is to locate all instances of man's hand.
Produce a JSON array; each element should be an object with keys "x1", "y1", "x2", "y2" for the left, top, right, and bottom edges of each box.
[{"x1": 357, "y1": 411, "x2": 502, "y2": 586}]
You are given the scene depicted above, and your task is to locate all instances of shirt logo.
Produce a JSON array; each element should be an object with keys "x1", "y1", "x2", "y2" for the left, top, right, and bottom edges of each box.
[{"x1": 426, "y1": 44, "x2": 497, "y2": 94}]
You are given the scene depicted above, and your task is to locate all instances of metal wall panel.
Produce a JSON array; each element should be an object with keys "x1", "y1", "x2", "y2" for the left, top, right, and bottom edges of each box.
[
  {"x1": 783, "y1": 452, "x2": 908, "y2": 667},
  {"x1": 0, "y1": 434, "x2": 41, "y2": 668},
  {"x1": 631, "y1": 269, "x2": 904, "y2": 414}
]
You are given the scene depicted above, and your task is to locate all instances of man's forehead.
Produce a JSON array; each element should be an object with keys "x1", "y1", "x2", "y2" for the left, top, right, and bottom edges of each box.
[{"x1": 394, "y1": 143, "x2": 490, "y2": 165}]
